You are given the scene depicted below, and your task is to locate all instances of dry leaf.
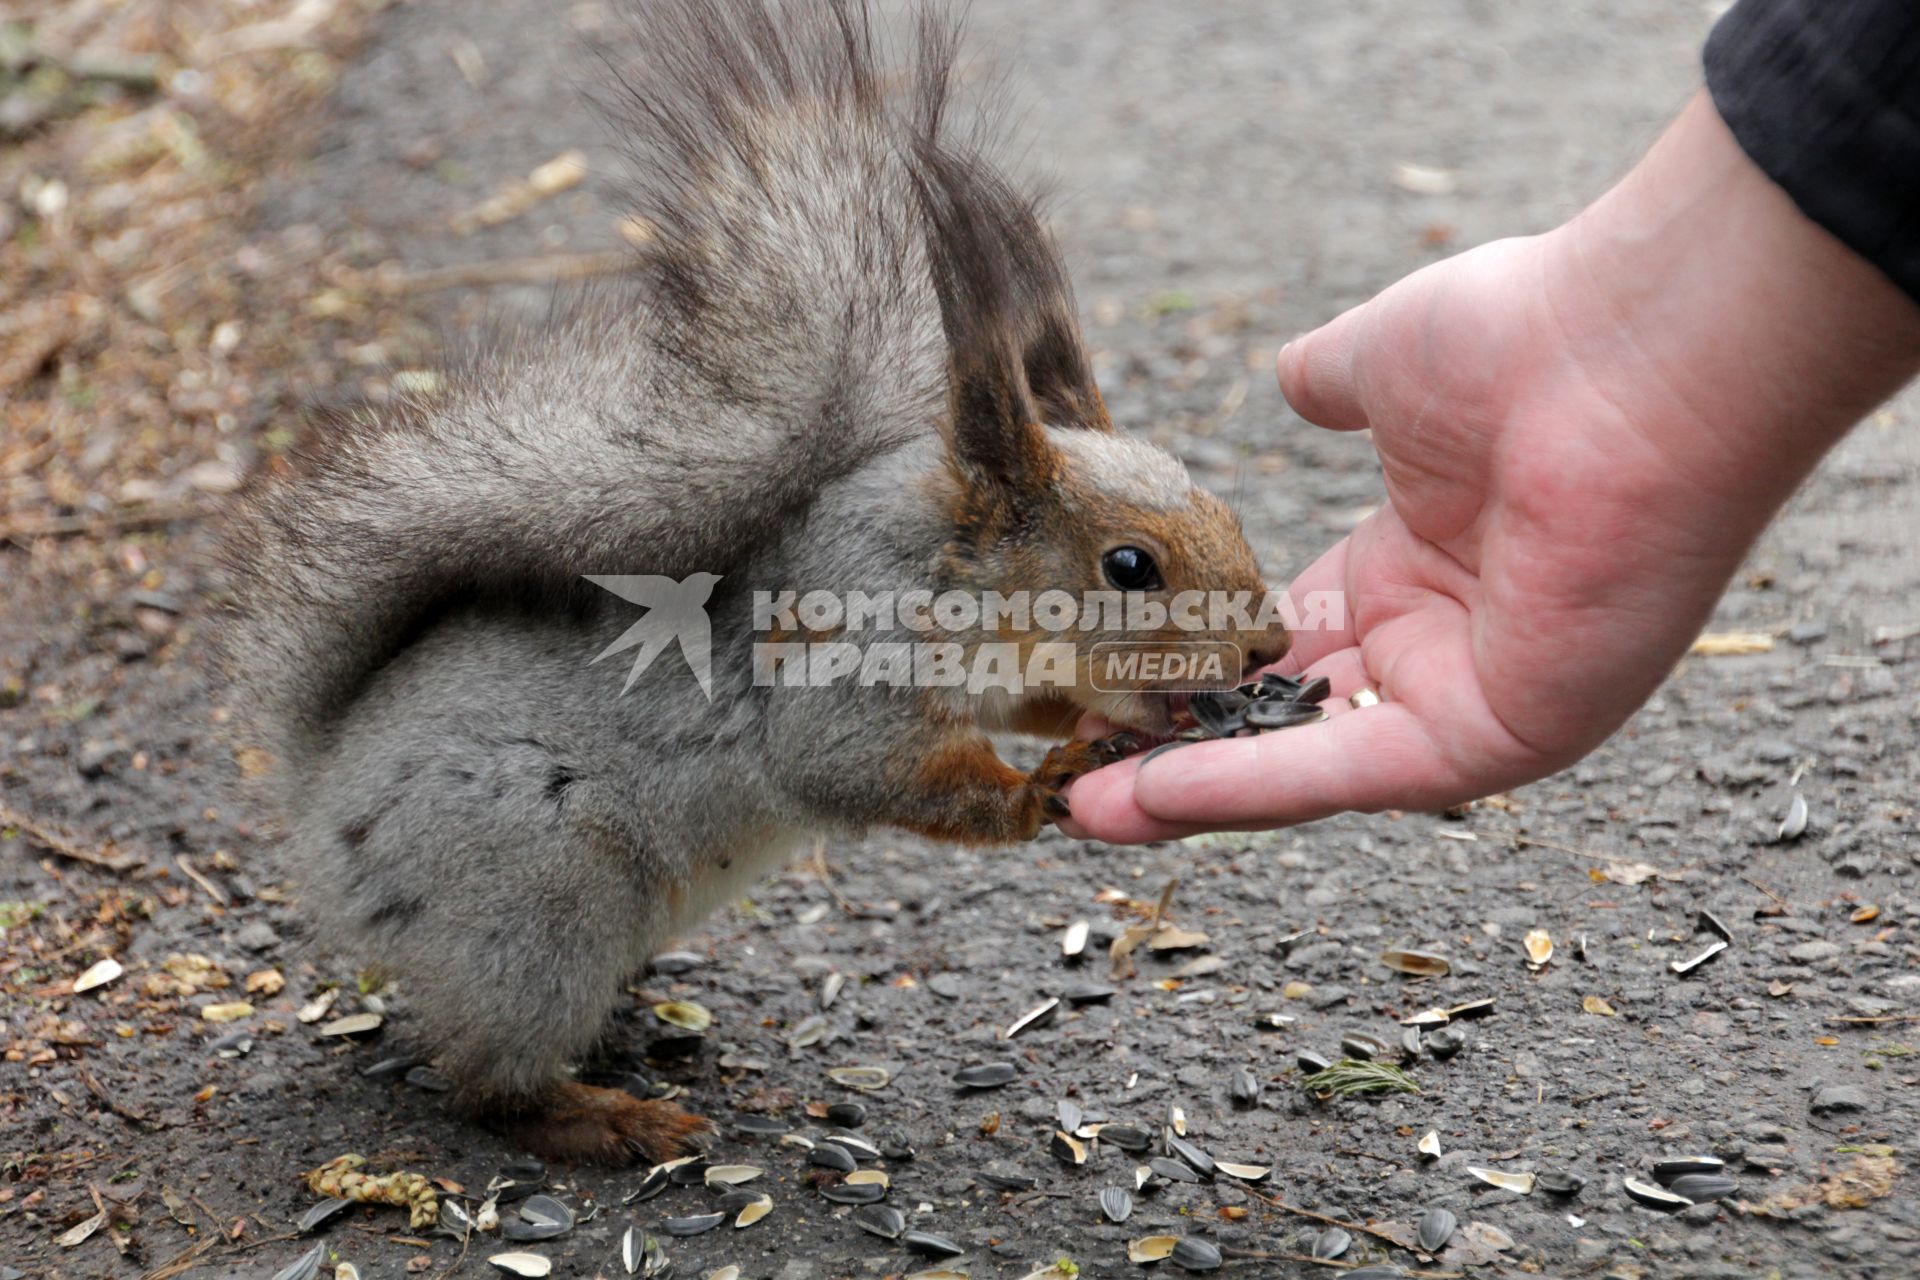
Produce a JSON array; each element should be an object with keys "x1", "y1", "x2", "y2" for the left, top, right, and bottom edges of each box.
[
  {"x1": 1379, "y1": 948, "x2": 1452, "y2": 977},
  {"x1": 1745, "y1": 1155, "x2": 1897, "y2": 1215},
  {"x1": 1592, "y1": 861, "x2": 1681, "y2": 886}
]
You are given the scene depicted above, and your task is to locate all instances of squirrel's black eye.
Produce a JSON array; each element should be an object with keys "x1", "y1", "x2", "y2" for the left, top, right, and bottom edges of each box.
[{"x1": 1102, "y1": 545, "x2": 1164, "y2": 592}]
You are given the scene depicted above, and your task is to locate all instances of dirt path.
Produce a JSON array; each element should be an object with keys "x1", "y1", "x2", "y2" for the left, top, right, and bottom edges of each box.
[{"x1": 4, "y1": 2, "x2": 1917, "y2": 1278}]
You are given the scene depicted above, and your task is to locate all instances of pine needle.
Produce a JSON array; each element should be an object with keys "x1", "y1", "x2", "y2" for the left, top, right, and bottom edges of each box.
[{"x1": 1301, "y1": 1058, "x2": 1422, "y2": 1097}]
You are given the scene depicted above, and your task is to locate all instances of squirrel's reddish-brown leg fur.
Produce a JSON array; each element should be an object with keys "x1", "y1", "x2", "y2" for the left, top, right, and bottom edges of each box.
[
  {"x1": 889, "y1": 728, "x2": 1137, "y2": 843},
  {"x1": 502, "y1": 1083, "x2": 711, "y2": 1167}
]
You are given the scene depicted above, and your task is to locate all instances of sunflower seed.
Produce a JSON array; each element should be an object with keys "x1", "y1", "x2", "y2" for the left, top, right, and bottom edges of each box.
[
  {"x1": 1534, "y1": 1170, "x2": 1585, "y2": 1196},
  {"x1": 1400, "y1": 1027, "x2": 1423, "y2": 1061},
  {"x1": 810, "y1": 1143, "x2": 857, "y2": 1173},
  {"x1": 317, "y1": 1012, "x2": 382, "y2": 1037},
  {"x1": 1148, "y1": 1157, "x2": 1200, "y2": 1184},
  {"x1": 1401, "y1": 1007, "x2": 1451, "y2": 1027},
  {"x1": 734, "y1": 1194, "x2": 773, "y2": 1228},
  {"x1": 1049, "y1": 1131, "x2": 1088, "y2": 1166},
  {"x1": 436, "y1": 1199, "x2": 476, "y2": 1238},
  {"x1": 661, "y1": 1213, "x2": 725, "y2": 1237},
  {"x1": 1652, "y1": 1155, "x2": 1725, "y2": 1183},
  {"x1": 1416, "y1": 1207, "x2": 1458, "y2": 1253},
  {"x1": 852, "y1": 1203, "x2": 906, "y2": 1240},
  {"x1": 501, "y1": 1219, "x2": 568, "y2": 1243},
  {"x1": 976, "y1": 1169, "x2": 1038, "y2": 1192},
  {"x1": 704, "y1": 1165, "x2": 764, "y2": 1187},
  {"x1": 620, "y1": 1227, "x2": 642, "y2": 1276},
  {"x1": 1697, "y1": 909, "x2": 1735, "y2": 943},
  {"x1": 732, "y1": 1113, "x2": 790, "y2": 1136},
  {"x1": 1467, "y1": 1167, "x2": 1535, "y2": 1195},
  {"x1": 270, "y1": 1244, "x2": 327, "y2": 1280},
  {"x1": 1245, "y1": 700, "x2": 1323, "y2": 730},
  {"x1": 903, "y1": 1231, "x2": 964, "y2": 1259},
  {"x1": 824, "y1": 1131, "x2": 882, "y2": 1159},
  {"x1": 1134, "y1": 1165, "x2": 1155, "y2": 1191},
  {"x1": 1446, "y1": 997, "x2": 1496, "y2": 1020},
  {"x1": 336, "y1": 1264, "x2": 362, "y2": 1280},
  {"x1": 820, "y1": 971, "x2": 846, "y2": 1010},
  {"x1": 623, "y1": 1165, "x2": 671, "y2": 1204},
  {"x1": 1169, "y1": 1237, "x2": 1223, "y2": 1272},
  {"x1": 1776, "y1": 792, "x2": 1809, "y2": 841},
  {"x1": 1062, "y1": 920, "x2": 1090, "y2": 958},
  {"x1": 1165, "y1": 1135, "x2": 1215, "y2": 1178},
  {"x1": 1670, "y1": 939, "x2": 1728, "y2": 975},
  {"x1": 1341, "y1": 1032, "x2": 1389, "y2": 1061},
  {"x1": 1127, "y1": 1236, "x2": 1179, "y2": 1263},
  {"x1": 1296, "y1": 1049, "x2": 1332, "y2": 1073},
  {"x1": 487, "y1": 1255, "x2": 552, "y2": 1278},
  {"x1": 1060, "y1": 981, "x2": 1117, "y2": 1004},
  {"x1": 1099, "y1": 1124, "x2": 1152, "y2": 1153},
  {"x1": 1213, "y1": 1161, "x2": 1270, "y2": 1182},
  {"x1": 1056, "y1": 1099, "x2": 1084, "y2": 1133},
  {"x1": 787, "y1": 1014, "x2": 831, "y2": 1050},
  {"x1": 1003, "y1": 998, "x2": 1060, "y2": 1039},
  {"x1": 1188, "y1": 691, "x2": 1249, "y2": 737},
  {"x1": 1425, "y1": 1028, "x2": 1464, "y2": 1060},
  {"x1": 1523, "y1": 929, "x2": 1553, "y2": 969},
  {"x1": 73, "y1": 957, "x2": 123, "y2": 994},
  {"x1": 652, "y1": 1000, "x2": 711, "y2": 1032},
  {"x1": 825, "y1": 1101, "x2": 867, "y2": 1127},
  {"x1": 1667, "y1": 1174, "x2": 1738, "y2": 1202},
  {"x1": 297, "y1": 1198, "x2": 352, "y2": 1235},
  {"x1": 822, "y1": 1181, "x2": 888, "y2": 1205},
  {"x1": 1417, "y1": 1131, "x2": 1442, "y2": 1160},
  {"x1": 668, "y1": 1159, "x2": 711, "y2": 1186},
  {"x1": 1624, "y1": 1177, "x2": 1693, "y2": 1212},
  {"x1": 1295, "y1": 675, "x2": 1332, "y2": 704},
  {"x1": 828, "y1": 1065, "x2": 891, "y2": 1091},
  {"x1": 514, "y1": 1195, "x2": 569, "y2": 1229},
  {"x1": 1378, "y1": 949, "x2": 1451, "y2": 977},
  {"x1": 707, "y1": 1269, "x2": 741, "y2": 1280},
  {"x1": 1099, "y1": 1187, "x2": 1133, "y2": 1223},
  {"x1": 1165, "y1": 1103, "x2": 1187, "y2": 1135},
  {"x1": 1310, "y1": 1227, "x2": 1351, "y2": 1260},
  {"x1": 1228, "y1": 1067, "x2": 1260, "y2": 1107},
  {"x1": 954, "y1": 1061, "x2": 1018, "y2": 1089},
  {"x1": 1249, "y1": 1012, "x2": 1295, "y2": 1030}
]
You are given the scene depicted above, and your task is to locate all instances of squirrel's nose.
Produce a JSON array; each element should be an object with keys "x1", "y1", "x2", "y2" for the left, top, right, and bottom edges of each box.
[{"x1": 1243, "y1": 644, "x2": 1282, "y2": 673}]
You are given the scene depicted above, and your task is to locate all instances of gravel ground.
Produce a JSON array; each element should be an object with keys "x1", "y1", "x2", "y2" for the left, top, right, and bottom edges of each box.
[{"x1": 5, "y1": 3, "x2": 1918, "y2": 1279}]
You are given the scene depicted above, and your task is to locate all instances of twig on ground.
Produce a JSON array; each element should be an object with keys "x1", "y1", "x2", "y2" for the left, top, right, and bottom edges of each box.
[
  {"x1": 174, "y1": 853, "x2": 230, "y2": 905},
  {"x1": 0, "y1": 800, "x2": 143, "y2": 872}
]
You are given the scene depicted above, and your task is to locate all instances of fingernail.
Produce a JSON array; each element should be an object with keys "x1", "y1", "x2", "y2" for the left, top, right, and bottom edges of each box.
[{"x1": 1138, "y1": 739, "x2": 1194, "y2": 768}]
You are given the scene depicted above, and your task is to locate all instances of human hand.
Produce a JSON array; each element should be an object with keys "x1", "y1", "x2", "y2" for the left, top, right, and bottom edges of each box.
[{"x1": 1064, "y1": 92, "x2": 1920, "y2": 843}]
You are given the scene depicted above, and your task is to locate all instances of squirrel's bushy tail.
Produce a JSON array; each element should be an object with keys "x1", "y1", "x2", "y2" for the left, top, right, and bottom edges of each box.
[{"x1": 226, "y1": 0, "x2": 1098, "y2": 770}]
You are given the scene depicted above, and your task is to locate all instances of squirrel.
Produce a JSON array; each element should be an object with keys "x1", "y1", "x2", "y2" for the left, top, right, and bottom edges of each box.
[{"x1": 225, "y1": 0, "x2": 1290, "y2": 1166}]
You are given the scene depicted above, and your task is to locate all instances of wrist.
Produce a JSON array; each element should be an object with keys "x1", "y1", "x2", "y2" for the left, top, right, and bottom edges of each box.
[{"x1": 1546, "y1": 91, "x2": 1920, "y2": 512}]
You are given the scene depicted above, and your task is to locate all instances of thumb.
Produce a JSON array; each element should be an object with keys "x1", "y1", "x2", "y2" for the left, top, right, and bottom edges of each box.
[{"x1": 1276, "y1": 301, "x2": 1375, "y2": 432}]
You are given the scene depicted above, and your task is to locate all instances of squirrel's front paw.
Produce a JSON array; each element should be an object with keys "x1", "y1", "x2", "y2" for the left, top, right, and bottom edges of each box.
[{"x1": 1030, "y1": 733, "x2": 1140, "y2": 821}]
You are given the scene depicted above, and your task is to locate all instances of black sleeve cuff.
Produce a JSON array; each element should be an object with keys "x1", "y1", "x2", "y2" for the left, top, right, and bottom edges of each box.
[{"x1": 1705, "y1": 0, "x2": 1920, "y2": 304}]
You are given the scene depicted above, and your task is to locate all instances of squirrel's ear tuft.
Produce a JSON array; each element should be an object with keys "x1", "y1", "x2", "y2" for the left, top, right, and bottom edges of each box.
[{"x1": 913, "y1": 139, "x2": 1108, "y2": 494}]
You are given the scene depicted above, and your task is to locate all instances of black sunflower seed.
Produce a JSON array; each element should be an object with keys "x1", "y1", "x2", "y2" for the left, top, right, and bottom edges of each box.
[
  {"x1": 1188, "y1": 691, "x2": 1250, "y2": 738},
  {"x1": 269, "y1": 1242, "x2": 326, "y2": 1280},
  {"x1": 624, "y1": 1165, "x2": 671, "y2": 1204},
  {"x1": 1341, "y1": 1032, "x2": 1389, "y2": 1061},
  {"x1": 1169, "y1": 1237, "x2": 1223, "y2": 1272},
  {"x1": 518, "y1": 1196, "x2": 572, "y2": 1229},
  {"x1": 1296, "y1": 1049, "x2": 1332, "y2": 1073},
  {"x1": 732, "y1": 1113, "x2": 790, "y2": 1136},
  {"x1": 976, "y1": 1169, "x2": 1038, "y2": 1193},
  {"x1": 1148, "y1": 1157, "x2": 1200, "y2": 1185},
  {"x1": 650, "y1": 950, "x2": 703, "y2": 975},
  {"x1": 1666, "y1": 1174, "x2": 1739, "y2": 1202},
  {"x1": 361, "y1": 1056, "x2": 416, "y2": 1081},
  {"x1": 1245, "y1": 700, "x2": 1323, "y2": 730},
  {"x1": 1165, "y1": 1135, "x2": 1215, "y2": 1179},
  {"x1": 809, "y1": 1143, "x2": 857, "y2": 1173},
  {"x1": 820, "y1": 1182, "x2": 887, "y2": 1205},
  {"x1": 825, "y1": 1101, "x2": 867, "y2": 1128},
  {"x1": 1652, "y1": 1156, "x2": 1725, "y2": 1184},
  {"x1": 1229, "y1": 1067, "x2": 1260, "y2": 1108},
  {"x1": 714, "y1": 1189, "x2": 767, "y2": 1214},
  {"x1": 1623, "y1": 1177, "x2": 1693, "y2": 1212},
  {"x1": 1534, "y1": 1170, "x2": 1585, "y2": 1197},
  {"x1": 667, "y1": 1159, "x2": 711, "y2": 1187},
  {"x1": 1424, "y1": 1029, "x2": 1464, "y2": 1060},
  {"x1": 1100, "y1": 1124, "x2": 1152, "y2": 1153},
  {"x1": 1415, "y1": 1207, "x2": 1457, "y2": 1253},
  {"x1": 1310, "y1": 1227, "x2": 1351, "y2": 1260},
  {"x1": 1049, "y1": 1131, "x2": 1088, "y2": 1166},
  {"x1": 851, "y1": 1203, "x2": 906, "y2": 1240},
  {"x1": 1294, "y1": 675, "x2": 1332, "y2": 704},
  {"x1": 1057, "y1": 1099, "x2": 1084, "y2": 1134},
  {"x1": 902, "y1": 1231, "x2": 964, "y2": 1259},
  {"x1": 501, "y1": 1219, "x2": 569, "y2": 1242},
  {"x1": 661, "y1": 1213, "x2": 726, "y2": 1236},
  {"x1": 1400, "y1": 1027, "x2": 1423, "y2": 1061},
  {"x1": 953, "y1": 1061, "x2": 1019, "y2": 1089},
  {"x1": 1061, "y1": 981, "x2": 1118, "y2": 1005},
  {"x1": 296, "y1": 1198, "x2": 352, "y2": 1234},
  {"x1": 1099, "y1": 1187, "x2": 1133, "y2": 1223}
]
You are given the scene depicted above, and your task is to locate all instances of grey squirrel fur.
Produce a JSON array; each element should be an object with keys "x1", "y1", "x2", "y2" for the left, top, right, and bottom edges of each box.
[{"x1": 226, "y1": 0, "x2": 1288, "y2": 1163}]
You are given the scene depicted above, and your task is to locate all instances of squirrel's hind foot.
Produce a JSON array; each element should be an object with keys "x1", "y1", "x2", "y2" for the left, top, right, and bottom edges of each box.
[{"x1": 504, "y1": 1083, "x2": 713, "y2": 1167}]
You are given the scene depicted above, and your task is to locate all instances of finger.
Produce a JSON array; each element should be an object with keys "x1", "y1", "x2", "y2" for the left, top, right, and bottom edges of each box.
[
  {"x1": 1268, "y1": 534, "x2": 1356, "y2": 675},
  {"x1": 1059, "y1": 757, "x2": 1215, "y2": 844},
  {"x1": 1131, "y1": 700, "x2": 1467, "y2": 827},
  {"x1": 1275, "y1": 303, "x2": 1375, "y2": 432}
]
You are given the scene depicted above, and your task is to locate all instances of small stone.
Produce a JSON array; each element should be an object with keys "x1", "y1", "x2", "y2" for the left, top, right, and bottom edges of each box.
[
  {"x1": 236, "y1": 921, "x2": 282, "y2": 952},
  {"x1": 1810, "y1": 1085, "x2": 1868, "y2": 1114},
  {"x1": 1788, "y1": 941, "x2": 1842, "y2": 963}
]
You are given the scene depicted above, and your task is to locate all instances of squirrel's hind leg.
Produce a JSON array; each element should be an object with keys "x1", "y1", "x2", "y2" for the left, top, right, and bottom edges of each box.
[{"x1": 499, "y1": 1085, "x2": 712, "y2": 1167}]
